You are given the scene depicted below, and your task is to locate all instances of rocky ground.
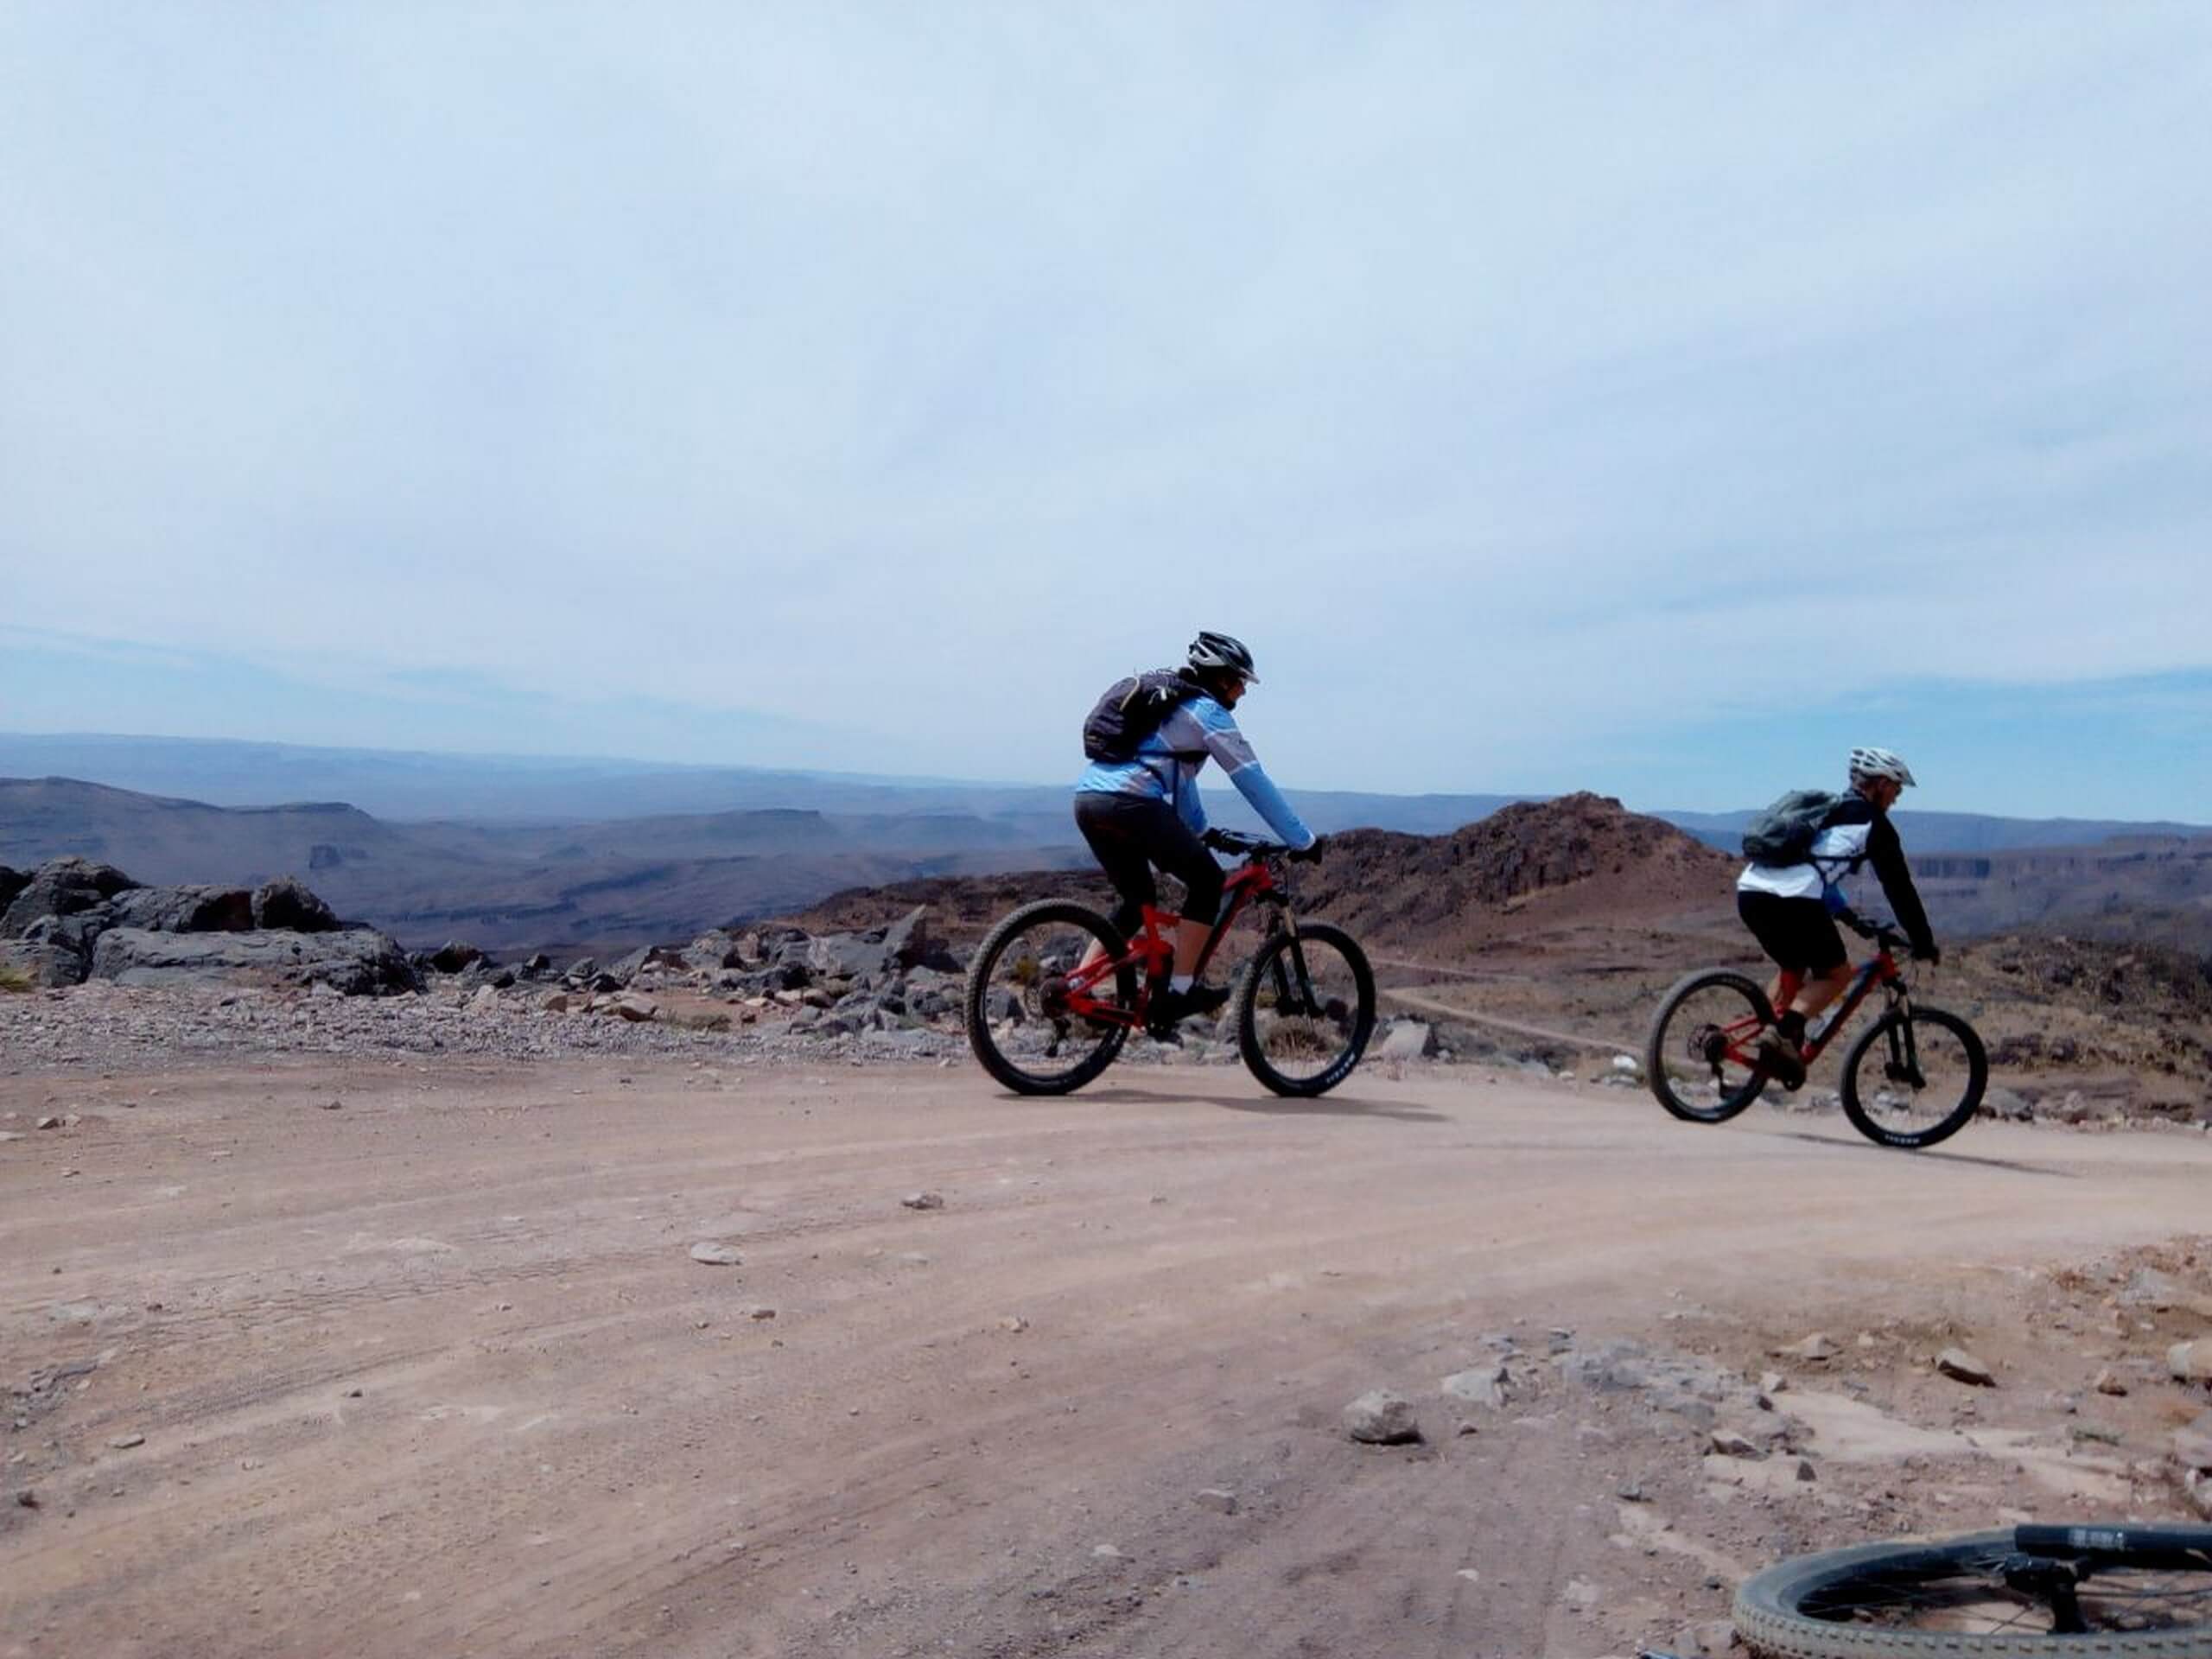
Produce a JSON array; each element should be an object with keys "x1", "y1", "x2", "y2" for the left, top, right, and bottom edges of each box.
[
  {"x1": 7, "y1": 836, "x2": 2212, "y2": 1656},
  {"x1": 4, "y1": 996, "x2": 2212, "y2": 1658}
]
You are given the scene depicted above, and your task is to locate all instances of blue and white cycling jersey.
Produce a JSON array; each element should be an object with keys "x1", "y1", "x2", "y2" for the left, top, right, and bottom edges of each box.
[{"x1": 1076, "y1": 695, "x2": 1317, "y2": 850}]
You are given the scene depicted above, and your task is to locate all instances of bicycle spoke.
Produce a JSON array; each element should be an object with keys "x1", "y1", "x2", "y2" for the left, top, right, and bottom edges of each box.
[
  {"x1": 1237, "y1": 924, "x2": 1374, "y2": 1096},
  {"x1": 1850, "y1": 1015, "x2": 1974, "y2": 1138},
  {"x1": 965, "y1": 902, "x2": 1134, "y2": 1095},
  {"x1": 1645, "y1": 973, "x2": 1771, "y2": 1122}
]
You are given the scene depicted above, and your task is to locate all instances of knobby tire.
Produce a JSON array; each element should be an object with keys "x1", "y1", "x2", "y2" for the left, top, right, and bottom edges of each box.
[
  {"x1": 963, "y1": 900, "x2": 1135, "y2": 1096},
  {"x1": 1644, "y1": 968, "x2": 1776, "y2": 1124}
]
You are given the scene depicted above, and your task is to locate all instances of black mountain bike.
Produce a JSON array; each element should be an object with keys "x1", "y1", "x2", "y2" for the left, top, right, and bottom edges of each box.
[
  {"x1": 1644, "y1": 912, "x2": 1987, "y2": 1150},
  {"x1": 1730, "y1": 1522, "x2": 2212, "y2": 1656}
]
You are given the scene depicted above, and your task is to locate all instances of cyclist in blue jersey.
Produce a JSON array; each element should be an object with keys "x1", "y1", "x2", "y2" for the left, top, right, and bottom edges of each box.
[{"x1": 1075, "y1": 632, "x2": 1321, "y2": 1026}]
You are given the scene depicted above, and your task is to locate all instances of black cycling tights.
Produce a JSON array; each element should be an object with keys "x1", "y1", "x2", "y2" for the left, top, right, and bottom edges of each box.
[{"x1": 1072, "y1": 793, "x2": 1224, "y2": 941}]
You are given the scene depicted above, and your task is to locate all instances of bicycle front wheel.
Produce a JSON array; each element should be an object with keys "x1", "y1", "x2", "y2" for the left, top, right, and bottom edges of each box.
[
  {"x1": 1643, "y1": 969, "x2": 1774, "y2": 1123},
  {"x1": 1838, "y1": 1005, "x2": 1986, "y2": 1149},
  {"x1": 963, "y1": 900, "x2": 1136, "y2": 1096},
  {"x1": 1733, "y1": 1526, "x2": 2212, "y2": 1657},
  {"x1": 1235, "y1": 922, "x2": 1376, "y2": 1097}
]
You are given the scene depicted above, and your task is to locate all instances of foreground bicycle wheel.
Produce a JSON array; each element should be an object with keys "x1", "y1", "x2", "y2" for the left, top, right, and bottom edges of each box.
[
  {"x1": 1235, "y1": 922, "x2": 1375, "y2": 1097},
  {"x1": 1733, "y1": 1525, "x2": 2212, "y2": 1656},
  {"x1": 1838, "y1": 1006, "x2": 1986, "y2": 1149},
  {"x1": 1644, "y1": 969, "x2": 1775, "y2": 1123},
  {"x1": 963, "y1": 901, "x2": 1137, "y2": 1096}
]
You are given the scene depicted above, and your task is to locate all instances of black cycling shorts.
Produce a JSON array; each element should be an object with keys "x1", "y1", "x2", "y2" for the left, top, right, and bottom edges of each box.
[
  {"x1": 1738, "y1": 890, "x2": 1847, "y2": 976},
  {"x1": 1073, "y1": 792, "x2": 1224, "y2": 939}
]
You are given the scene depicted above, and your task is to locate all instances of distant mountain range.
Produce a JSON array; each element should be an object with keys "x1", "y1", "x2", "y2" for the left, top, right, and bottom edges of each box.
[
  {"x1": 4, "y1": 734, "x2": 2209, "y2": 957},
  {"x1": 4, "y1": 731, "x2": 2202, "y2": 849},
  {"x1": 0, "y1": 777, "x2": 1089, "y2": 956}
]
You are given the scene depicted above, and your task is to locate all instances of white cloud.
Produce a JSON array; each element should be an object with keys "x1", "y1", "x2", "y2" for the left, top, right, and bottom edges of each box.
[{"x1": 3, "y1": 3, "x2": 2207, "y2": 797}]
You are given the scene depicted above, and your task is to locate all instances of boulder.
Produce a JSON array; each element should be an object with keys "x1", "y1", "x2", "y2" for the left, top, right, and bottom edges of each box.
[
  {"x1": 881, "y1": 906, "x2": 961, "y2": 973},
  {"x1": 1378, "y1": 1020, "x2": 1438, "y2": 1060},
  {"x1": 1442, "y1": 1360, "x2": 1510, "y2": 1408},
  {"x1": 1344, "y1": 1389, "x2": 1422, "y2": 1445},
  {"x1": 610, "y1": 944, "x2": 696, "y2": 985},
  {"x1": 428, "y1": 941, "x2": 483, "y2": 975},
  {"x1": 2173, "y1": 1411, "x2": 2212, "y2": 1471},
  {"x1": 251, "y1": 876, "x2": 340, "y2": 932},
  {"x1": 104, "y1": 885, "x2": 255, "y2": 934},
  {"x1": 0, "y1": 866, "x2": 28, "y2": 914},
  {"x1": 2171, "y1": 1340, "x2": 2212, "y2": 1384},
  {"x1": 16, "y1": 912, "x2": 107, "y2": 980},
  {"x1": 88, "y1": 925, "x2": 419, "y2": 995},
  {"x1": 685, "y1": 931, "x2": 747, "y2": 969},
  {"x1": 1936, "y1": 1347, "x2": 1997, "y2": 1387},
  {"x1": 1, "y1": 857, "x2": 138, "y2": 937},
  {"x1": 0, "y1": 939, "x2": 81, "y2": 988}
]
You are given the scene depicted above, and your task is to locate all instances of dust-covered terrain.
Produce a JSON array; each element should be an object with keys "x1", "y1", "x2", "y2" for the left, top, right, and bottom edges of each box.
[{"x1": 5, "y1": 998, "x2": 2212, "y2": 1659}]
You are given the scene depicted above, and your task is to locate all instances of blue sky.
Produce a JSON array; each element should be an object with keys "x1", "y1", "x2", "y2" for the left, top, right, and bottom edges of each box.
[{"x1": 4, "y1": 4, "x2": 2209, "y2": 818}]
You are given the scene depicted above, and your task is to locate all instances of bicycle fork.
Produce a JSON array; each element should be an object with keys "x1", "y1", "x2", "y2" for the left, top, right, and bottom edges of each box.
[
  {"x1": 1266, "y1": 919, "x2": 1328, "y2": 1021},
  {"x1": 1879, "y1": 993, "x2": 1927, "y2": 1090}
]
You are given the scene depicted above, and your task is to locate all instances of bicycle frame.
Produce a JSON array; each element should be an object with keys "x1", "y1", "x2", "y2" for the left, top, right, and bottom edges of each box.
[
  {"x1": 1055, "y1": 851, "x2": 1290, "y2": 1031},
  {"x1": 1713, "y1": 943, "x2": 1913, "y2": 1073}
]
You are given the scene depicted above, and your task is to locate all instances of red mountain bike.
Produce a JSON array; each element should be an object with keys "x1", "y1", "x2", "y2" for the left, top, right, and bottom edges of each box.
[
  {"x1": 1643, "y1": 912, "x2": 1987, "y2": 1149},
  {"x1": 963, "y1": 829, "x2": 1376, "y2": 1097}
]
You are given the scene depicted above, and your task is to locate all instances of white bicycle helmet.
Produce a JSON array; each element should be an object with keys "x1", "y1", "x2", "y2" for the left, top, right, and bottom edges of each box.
[
  {"x1": 1187, "y1": 630, "x2": 1259, "y2": 684},
  {"x1": 1847, "y1": 746, "x2": 1916, "y2": 788}
]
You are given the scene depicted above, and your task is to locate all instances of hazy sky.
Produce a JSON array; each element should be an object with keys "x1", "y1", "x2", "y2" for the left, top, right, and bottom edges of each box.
[{"x1": 4, "y1": 4, "x2": 2209, "y2": 817}]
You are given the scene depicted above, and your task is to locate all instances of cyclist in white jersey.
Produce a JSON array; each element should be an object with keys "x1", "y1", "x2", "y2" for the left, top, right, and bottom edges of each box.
[
  {"x1": 1075, "y1": 632, "x2": 1320, "y2": 1026},
  {"x1": 1738, "y1": 746, "x2": 1938, "y2": 1085}
]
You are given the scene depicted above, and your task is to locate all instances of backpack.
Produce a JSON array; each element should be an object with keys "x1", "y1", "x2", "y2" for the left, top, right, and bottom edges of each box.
[
  {"x1": 1081, "y1": 668, "x2": 1205, "y2": 763},
  {"x1": 1740, "y1": 788, "x2": 1842, "y2": 866}
]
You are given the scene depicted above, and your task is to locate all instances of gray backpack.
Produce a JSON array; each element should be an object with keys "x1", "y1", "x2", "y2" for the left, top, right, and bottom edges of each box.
[{"x1": 1741, "y1": 789, "x2": 1840, "y2": 866}]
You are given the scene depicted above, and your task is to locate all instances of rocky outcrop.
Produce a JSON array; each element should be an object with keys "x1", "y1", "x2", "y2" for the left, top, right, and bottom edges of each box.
[
  {"x1": 89, "y1": 926, "x2": 418, "y2": 995},
  {"x1": 104, "y1": 885, "x2": 256, "y2": 934},
  {"x1": 0, "y1": 857, "x2": 415, "y2": 995},
  {"x1": 0, "y1": 856, "x2": 139, "y2": 937},
  {"x1": 252, "y1": 876, "x2": 340, "y2": 932}
]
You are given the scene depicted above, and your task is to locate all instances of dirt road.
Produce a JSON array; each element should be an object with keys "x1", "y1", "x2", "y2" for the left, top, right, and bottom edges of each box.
[{"x1": 5, "y1": 1057, "x2": 2209, "y2": 1658}]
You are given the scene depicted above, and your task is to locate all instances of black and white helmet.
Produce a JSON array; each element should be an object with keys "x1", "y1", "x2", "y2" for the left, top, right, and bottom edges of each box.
[
  {"x1": 1848, "y1": 746, "x2": 1916, "y2": 788},
  {"x1": 1187, "y1": 630, "x2": 1259, "y2": 684}
]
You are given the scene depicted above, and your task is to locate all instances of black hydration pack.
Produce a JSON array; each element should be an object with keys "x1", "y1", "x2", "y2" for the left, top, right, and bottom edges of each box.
[
  {"x1": 1081, "y1": 667, "x2": 1206, "y2": 763},
  {"x1": 1740, "y1": 788, "x2": 1842, "y2": 865}
]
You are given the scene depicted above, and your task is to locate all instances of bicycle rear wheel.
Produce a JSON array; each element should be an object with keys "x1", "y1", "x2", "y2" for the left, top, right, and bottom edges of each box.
[
  {"x1": 1643, "y1": 969, "x2": 1775, "y2": 1123},
  {"x1": 1235, "y1": 922, "x2": 1375, "y2": 1097},
  {"x1": 963, "y1": 901, "x2": 1136, "y2": 1096},
  {"x1": 1733, "y1": 1525, "x2": 2212, "y2": 1656},
  {"x1": 1838, "y1": 1005, "x2": 1986, "y2": 1149}
]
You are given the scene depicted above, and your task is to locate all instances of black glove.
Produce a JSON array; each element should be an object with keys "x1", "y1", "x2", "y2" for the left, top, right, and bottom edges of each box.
[
  {"x1": 1200, "y1": 829, "x2": 1231, "y2": 852},
  {"x1": 1911, "y1": 942, "x2": 1942, "y2": 966},
  {"x1": 1287, "y1": 836, "x2": 1325, "y2": 864}
]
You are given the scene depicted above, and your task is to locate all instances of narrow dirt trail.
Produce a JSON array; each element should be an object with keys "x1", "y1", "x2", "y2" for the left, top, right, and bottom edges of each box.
[{"x1": 4, "y1": 1056, "x2": 2207, "y2": 1658}]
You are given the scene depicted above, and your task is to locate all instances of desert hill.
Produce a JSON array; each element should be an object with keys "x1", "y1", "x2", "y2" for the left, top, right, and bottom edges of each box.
[{"x1": 786, "y1": 792, "x2": 1739, "y2": 963}]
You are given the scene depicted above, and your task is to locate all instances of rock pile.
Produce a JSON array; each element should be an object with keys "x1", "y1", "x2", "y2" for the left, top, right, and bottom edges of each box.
[
  {"x1": 0, "y1": 857, "x2": 414, "y2": 995},
  {"x1": 427, "y1": 904, "x2": 970, "y2": 1047}
]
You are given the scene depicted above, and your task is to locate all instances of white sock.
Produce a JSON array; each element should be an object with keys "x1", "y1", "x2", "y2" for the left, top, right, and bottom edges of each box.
[{"x1": 1170, "y1": 973, "x2": 1193, "y2": 994}]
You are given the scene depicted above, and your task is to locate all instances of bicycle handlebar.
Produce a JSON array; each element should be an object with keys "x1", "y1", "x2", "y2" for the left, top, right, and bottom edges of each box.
[
  {"x1": 1836, "y1": 908, "x2": 1910, "y2": 952},
  {"x1": 1203, "y1": 828, "x2": 1279, "y2": 855},
  {"x1": 1202, "y1": 828, "x2": 1325, "y2": 863}
]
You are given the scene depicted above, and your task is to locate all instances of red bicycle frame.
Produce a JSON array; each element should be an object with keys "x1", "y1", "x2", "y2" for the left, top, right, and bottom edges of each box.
[
  {"x1": 1719, "y1": 939, "x2": 1905, "y2": 1069},
  {"x1": 1057, "y1": 855, "x2": 1281, "y2": 1030}
]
